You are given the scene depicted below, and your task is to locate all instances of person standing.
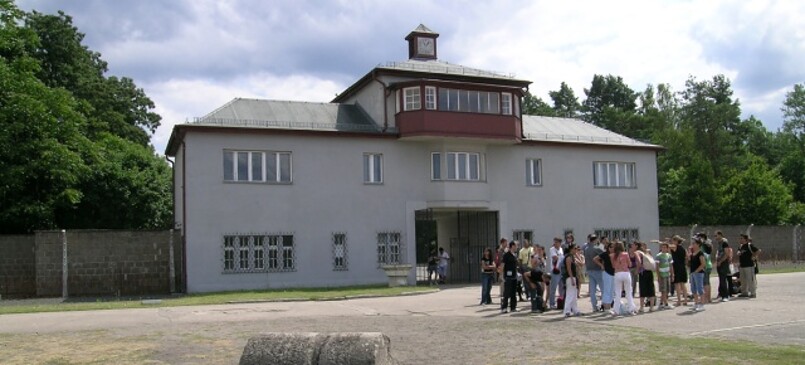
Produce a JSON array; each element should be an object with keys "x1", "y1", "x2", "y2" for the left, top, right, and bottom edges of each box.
[
  {"x1": 697, "y1": 233, "x2": 714, "y2": 304},
  {"x1": 524, "y1": 255, "x2": 545, "y2": 313},
  {"x1": 480, "y1": 248, "x2": 496, "y2": 305},
  {"x1": 496, "y1": 238, "x2": 507, "y2": 298},
  {"x1": 593, "y1": 240, "x2": 615, "y2": 312},
  {"x1": 437, "y1": 247, "x2": 450, "y2": 284},
  {"x1": 737, "y1": 234, "x2": 760, "y2": 298},
  {"x1": 501, "y1": 241, "x2": 519, "y2": 313},
  {"x1": 583, "y1": 234, "x2": 604, "y2": 312},
  {"x1": 714, "y1": 231, "x2": 733, "y2": 302},
  {"x1": 655, "y1": 241, "x2": 674, "y2": 309},
  {"x1": 563, "y1": 244, "x2": 583, "y2": 317},
  {"x1": 636, "y1": 242, "x2": 656, "y2": 312},
  {"x1": 548, "y1": 237, "x2": 565, "y2": 309},
  {"x1": 610, "y1": 240, "x2": 636, "y2": 316},
  {"x1": 670, "y1": 235, "x2": 689, "y2": 307},
  {"x1": 426, "y1": 249, "x2": 439, "y2": 285},
  {"x1": 689, "y1": 239, "x2": 707, "y2": 312}
]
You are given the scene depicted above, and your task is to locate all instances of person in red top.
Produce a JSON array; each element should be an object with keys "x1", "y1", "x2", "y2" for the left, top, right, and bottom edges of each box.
[{"x1": 610, "y1": 240, "x2": 636, "y2": 316}]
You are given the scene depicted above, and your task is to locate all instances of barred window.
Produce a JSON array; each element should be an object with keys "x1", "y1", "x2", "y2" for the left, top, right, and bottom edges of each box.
[
  {"x1": 377, "y1": 232, "x2": 402, "y2": 265},
  {"x1": 223, "y1": 234, "x2": 295, "y2": 273},
  {"x1": 333, "y1": 233, "x2": 347, "y2": 270},
  {"x1": 594, "y1": 228, "x2": 639, "y2": 243},
  {"x1": 512, "y1": 230, "x2": 533, "y2": 243}
]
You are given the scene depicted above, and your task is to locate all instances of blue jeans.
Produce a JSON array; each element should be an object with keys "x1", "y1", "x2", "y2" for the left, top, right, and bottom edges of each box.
[
  {"x1": 690, "y1": 272, "x2": 705, "y2": 295},
  {"x1": 480, "y1": 272, "x2": 494, "y2": 304},
  {"x1": 601, "y1": 272, "x2": 614, "y2": 306},
  {"x1": 587, "y1": 270, "x2": 603, "y2": 309},
  {"x1": 549, "y1": 272, "x2": 563, "y2": 307}
]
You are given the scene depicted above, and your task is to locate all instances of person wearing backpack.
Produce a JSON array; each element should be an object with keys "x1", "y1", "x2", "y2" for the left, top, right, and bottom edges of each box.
[{"x1": 636, "y1": 242, "x2": 657, "y2": 312}]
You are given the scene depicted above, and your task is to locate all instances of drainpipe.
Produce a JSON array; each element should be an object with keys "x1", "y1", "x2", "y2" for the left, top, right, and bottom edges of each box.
[{"x1": 371, "y1": 70, "x2": 390, "y2": 132}]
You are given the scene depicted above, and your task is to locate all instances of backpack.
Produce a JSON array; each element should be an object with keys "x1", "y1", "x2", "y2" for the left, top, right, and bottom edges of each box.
[
  {"x1": 640, "y1": 252, "x2": 656, "y2": 271},
  {"x1": 704, "y1": 252, "x2": 712, "y2": 271}
]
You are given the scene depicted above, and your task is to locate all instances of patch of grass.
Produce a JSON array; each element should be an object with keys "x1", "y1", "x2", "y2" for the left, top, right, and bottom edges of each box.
[
  {"x1": 556, "y1": 326, "x2": 805, "y2": 364},
  {"x1": 0, "y1": 285, "x2": 435, "y2": 315},
  {"x1": 757, "y1": 263, "x2": 805, "y2": 274}
]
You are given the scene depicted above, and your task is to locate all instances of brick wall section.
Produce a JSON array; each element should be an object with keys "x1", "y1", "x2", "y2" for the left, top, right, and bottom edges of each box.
[
  {"x1": 659, "y1": 225, "x2": 802, "y2": 262},
  {"x1": 0, "y1": 235, "x2": 36, "y2": 298}
]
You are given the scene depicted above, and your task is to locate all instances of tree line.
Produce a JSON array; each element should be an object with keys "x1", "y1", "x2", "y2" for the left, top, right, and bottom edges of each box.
[
  {"x1": 0, "y1": 1, "x2": 172, "y2": 233},
  {"x1": 524, "y1": 75, "x2": 805, "y2": 226}
]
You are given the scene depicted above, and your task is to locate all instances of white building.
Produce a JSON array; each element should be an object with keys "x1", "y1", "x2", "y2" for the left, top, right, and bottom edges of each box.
[{"x1": 166, "y1": 25, "x2": 661, "y2": 293}]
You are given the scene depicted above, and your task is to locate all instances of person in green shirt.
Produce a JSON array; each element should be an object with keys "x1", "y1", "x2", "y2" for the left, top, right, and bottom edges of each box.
[{"x1": 654, "y1": 241, "x2": 674, "y2": 309}]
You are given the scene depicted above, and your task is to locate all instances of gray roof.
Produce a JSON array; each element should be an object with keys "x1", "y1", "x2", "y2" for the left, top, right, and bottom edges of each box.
[
  {"x1": 522, "y1": 115, "x2": 660, "y2": 148},
  {"x1": 411, "y1": 24, "x2": 436, "y2": 34},
  {"x1": 191, "y1": 98, "x2": 390, "y2": 134},
  {"x1": 377, "y1": 59, "x2": 527, "y2": 83}
]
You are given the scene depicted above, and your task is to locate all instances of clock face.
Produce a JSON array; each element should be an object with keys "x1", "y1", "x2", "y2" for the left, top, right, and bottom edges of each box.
[{"x1": 417, "y1": 37, "x2": 434, "y2": 56}]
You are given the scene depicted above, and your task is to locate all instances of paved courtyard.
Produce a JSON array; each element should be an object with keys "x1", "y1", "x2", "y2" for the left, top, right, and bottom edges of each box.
[{"x1": 0, "y1": 272, "x2": 803, "y2": 364}]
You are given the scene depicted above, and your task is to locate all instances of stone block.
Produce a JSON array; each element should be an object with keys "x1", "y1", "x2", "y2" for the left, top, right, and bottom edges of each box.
[{"x1": 239, "y1": 332, "x2": 398, "y2": 365}]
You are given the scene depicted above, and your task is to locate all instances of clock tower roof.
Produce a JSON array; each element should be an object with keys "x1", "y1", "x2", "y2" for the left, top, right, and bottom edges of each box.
[{"x1": 405, "y1": 24, "x2": 439, "y2": 60}]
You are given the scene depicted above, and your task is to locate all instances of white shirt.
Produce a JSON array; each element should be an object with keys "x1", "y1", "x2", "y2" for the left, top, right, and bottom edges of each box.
[
  {"x1": 549, "y1": 246, "x2": 564, "y2": 269},
  {"x1": 439, "y1": 251, "x2": 450, "y2": 267}
]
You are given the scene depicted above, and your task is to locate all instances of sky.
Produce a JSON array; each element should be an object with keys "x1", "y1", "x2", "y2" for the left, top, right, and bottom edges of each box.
[{"x1": 16, "y1": 0, "x2": 805, "y2": 154}]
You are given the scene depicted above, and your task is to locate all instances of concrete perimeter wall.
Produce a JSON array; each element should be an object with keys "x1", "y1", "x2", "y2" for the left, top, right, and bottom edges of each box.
[
  {"x1": 0, "y1": 235, "x2": 36, "y2": 298},
  {"x1": 0, "y1": 230, "x2": 182, "y2": 298},
  {"x1": 660, "y1": 225, "x2": 803, "y2": 262}
]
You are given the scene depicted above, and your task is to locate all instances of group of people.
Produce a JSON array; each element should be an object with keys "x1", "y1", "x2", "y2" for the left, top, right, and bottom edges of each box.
[{"x1": 482, "y1": 231, "x2": 762, "y2": 317}]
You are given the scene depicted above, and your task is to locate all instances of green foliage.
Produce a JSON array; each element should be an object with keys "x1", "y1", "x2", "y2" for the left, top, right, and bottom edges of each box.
[
  {"x1": 581, "y1": 74, "x2": 638, "y2": 131},
  {"x1": 0, "y1": 2, "x2": 171, "y2": 233},
  {"x1": 782, "y1": 83, "x2": 805, "y2": 147},
  {"x1": 720, "y1": 157, "x2": 793, "y2": 225},
  {"x1": 548, "y1": 82, "x2": 580, "y2": 118},
  {"x1": 658, "y1": 157, "x2": 720, "y2": 225},
  {"x1": 521, "y1": 91, "x2": 555, "y2": 117}
]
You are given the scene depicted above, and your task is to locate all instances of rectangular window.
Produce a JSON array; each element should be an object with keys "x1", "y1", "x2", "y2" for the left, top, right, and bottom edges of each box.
[
  {"x1": 594, "y1": 228, "x2": 639, "y2": 243},
  {"x1": 593, "y1": 162, "x2": 636, "y2": 188},
  {"x1": 425, "y1": 86, "x2": 437, "y2": 110},
  {"x1": 377, "y1": 232, "x2": 402, "y2": 264},
  {"x1": 436, "y1": 88, "x2": 503, "y2": 114},
  {"x1": 224, "y1": 150, "x2": 291, "y2": 183},
  {"x1": 512, "y1": 230, "x2": 533, "y2": 244},
  {"x1": 526, "y1": 159, "x2": 542, "y2": 186},
  {"x1": 446, "y1": 152, "x2": 481, "y2": 181},
  {"x1": 333, "y1": 233, "x2": 347, "y2": 270},
  {"x1": 363, "y1": 153, "x2": 383, "y2": 184},
  {"x1": 223, "y1": 234, "x2": 294, "y2": 273},
  {"x1": 431, "y1": 153, "x2": 441, "y2": 180},
  {"x1": 501, "y1": 93, "x2": 512, "y2": 115},
  {"x1": 404, "y1": 87, "x2": 421, "y2": 111}
]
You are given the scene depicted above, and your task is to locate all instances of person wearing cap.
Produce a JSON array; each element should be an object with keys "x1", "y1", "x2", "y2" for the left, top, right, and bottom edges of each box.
[
  {"x1": 737, "y1": 234, "x2": 760, "y2": 298},
  {"x1": 583, "y1": 234, "x2": 604, "y2": 312}
]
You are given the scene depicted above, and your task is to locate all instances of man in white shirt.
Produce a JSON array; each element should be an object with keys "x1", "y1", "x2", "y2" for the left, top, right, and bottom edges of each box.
[{"x1": 438, "y1": 247, "x2": 450, "y2": 284}]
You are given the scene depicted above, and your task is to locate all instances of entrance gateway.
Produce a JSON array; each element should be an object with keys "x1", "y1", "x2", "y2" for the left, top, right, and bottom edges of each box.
[{"x1": 415, "y1": 209, "x2": 499, "y2": 284}]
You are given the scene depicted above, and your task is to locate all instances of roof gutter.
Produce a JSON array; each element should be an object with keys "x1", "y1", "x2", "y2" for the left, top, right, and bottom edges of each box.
[{"x1": 371, "y1": 69, "x2": 390, "y2": 132}]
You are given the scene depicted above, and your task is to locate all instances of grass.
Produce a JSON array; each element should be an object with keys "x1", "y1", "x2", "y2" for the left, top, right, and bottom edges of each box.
[
  {"x1": 757, "y1": 262, "x2": 805, "y2": 274},
  {"x1": 0, "y1": 285, "x2": 435, "y2": 315},
  {"x1": 553, "y1": 325, "x2": 805, "y2": 365}
]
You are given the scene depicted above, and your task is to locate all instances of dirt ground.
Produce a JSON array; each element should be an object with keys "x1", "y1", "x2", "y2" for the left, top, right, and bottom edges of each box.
[{"x1": 1, "y1": 273, "x2": 804, "y2": 364}]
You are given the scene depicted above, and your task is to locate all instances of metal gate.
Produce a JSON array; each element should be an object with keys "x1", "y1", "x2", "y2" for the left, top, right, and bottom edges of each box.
[{"x1": 448, "y1": 211, "x2": 499, "y2": 284}]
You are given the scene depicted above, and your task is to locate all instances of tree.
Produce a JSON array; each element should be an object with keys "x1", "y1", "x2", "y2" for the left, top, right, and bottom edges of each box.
[
  {"x1": 782, "y1": 83, "x2": 805, "y2": 148},
  {"x1": 720, "y1": 157, "x2": 793, "y2": 225},
  {"x1": 679, "y1": 75, "x2": 742, "y2": 179},
  {"x1": 24, "y1": 10, "x2": 161, "y2": 146},
  {"x1": 548, "y1": 82, "x2": 580, "y2": 118},
  {"x1": 521, "y1": 91, "x2": 555, "y2": 117},
  {"x1": 581, "y1": 74, "x2": 638, "y2": 130},
  {"x1": 658, "y1": 156, "x2": 720, "y2": 226}
]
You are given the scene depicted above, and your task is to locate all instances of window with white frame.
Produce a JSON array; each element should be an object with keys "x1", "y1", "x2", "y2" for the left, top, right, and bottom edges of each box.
[
  {"x1": 446, "y1": 152, "x2": 480, "y2": 181},
  {"x1": 222, "y1": 234, "x2": 295, "y2": 273},
  {"x1": 425, "y1": 86, "x2": 437, "y2": 110},
  {"x1": 223, "y1": 150, "x2": 291, "y2": 183},
  {"x1": 404, "y1": 87, "x2": 421, "y2": 111},
  {"x1": 593, "y1": 161, "x2": 636, "y2": 188},
  {"x1": 363, "y1": 153, "x2": 383, "y2": 184},
  {"x1": 377, "y1": 232, "x2": 402, "y2": 264},
  {"x1": 594, "y1": 228, "x2": 639, "y2": 243},
  {"x1": 526, "y1": 159, "x2": 542, "y2": 186},
  {"x1": 501, "y1": 93, "x2": 513, "y2": 115},
  {"x1": 333, "y1": 233, "x2": 347, "y2": 270}
]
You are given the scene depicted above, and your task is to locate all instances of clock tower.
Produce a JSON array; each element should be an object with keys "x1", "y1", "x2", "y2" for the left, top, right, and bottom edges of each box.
[{"x1": 405, "y1": 24, "x2": 439, "y2": 60}]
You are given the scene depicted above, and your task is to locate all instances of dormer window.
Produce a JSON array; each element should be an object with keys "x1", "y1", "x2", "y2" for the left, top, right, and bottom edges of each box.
[{"x1": 403, "y1": 87, "x2": 421, "y2": 111}]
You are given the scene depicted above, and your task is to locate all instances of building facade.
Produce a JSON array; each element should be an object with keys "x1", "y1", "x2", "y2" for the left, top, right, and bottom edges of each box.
[{"x1": 166, "y1": 25, "x2": 661, "y2": 293}]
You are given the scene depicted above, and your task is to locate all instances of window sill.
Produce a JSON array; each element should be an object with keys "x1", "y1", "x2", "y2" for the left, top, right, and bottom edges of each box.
[
  {"x1": 593, "y1": 186, "x2": 638, "y2": 189},
  {"x1": 223, "y1": 180, "x2": 293, "y2": 185}
]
